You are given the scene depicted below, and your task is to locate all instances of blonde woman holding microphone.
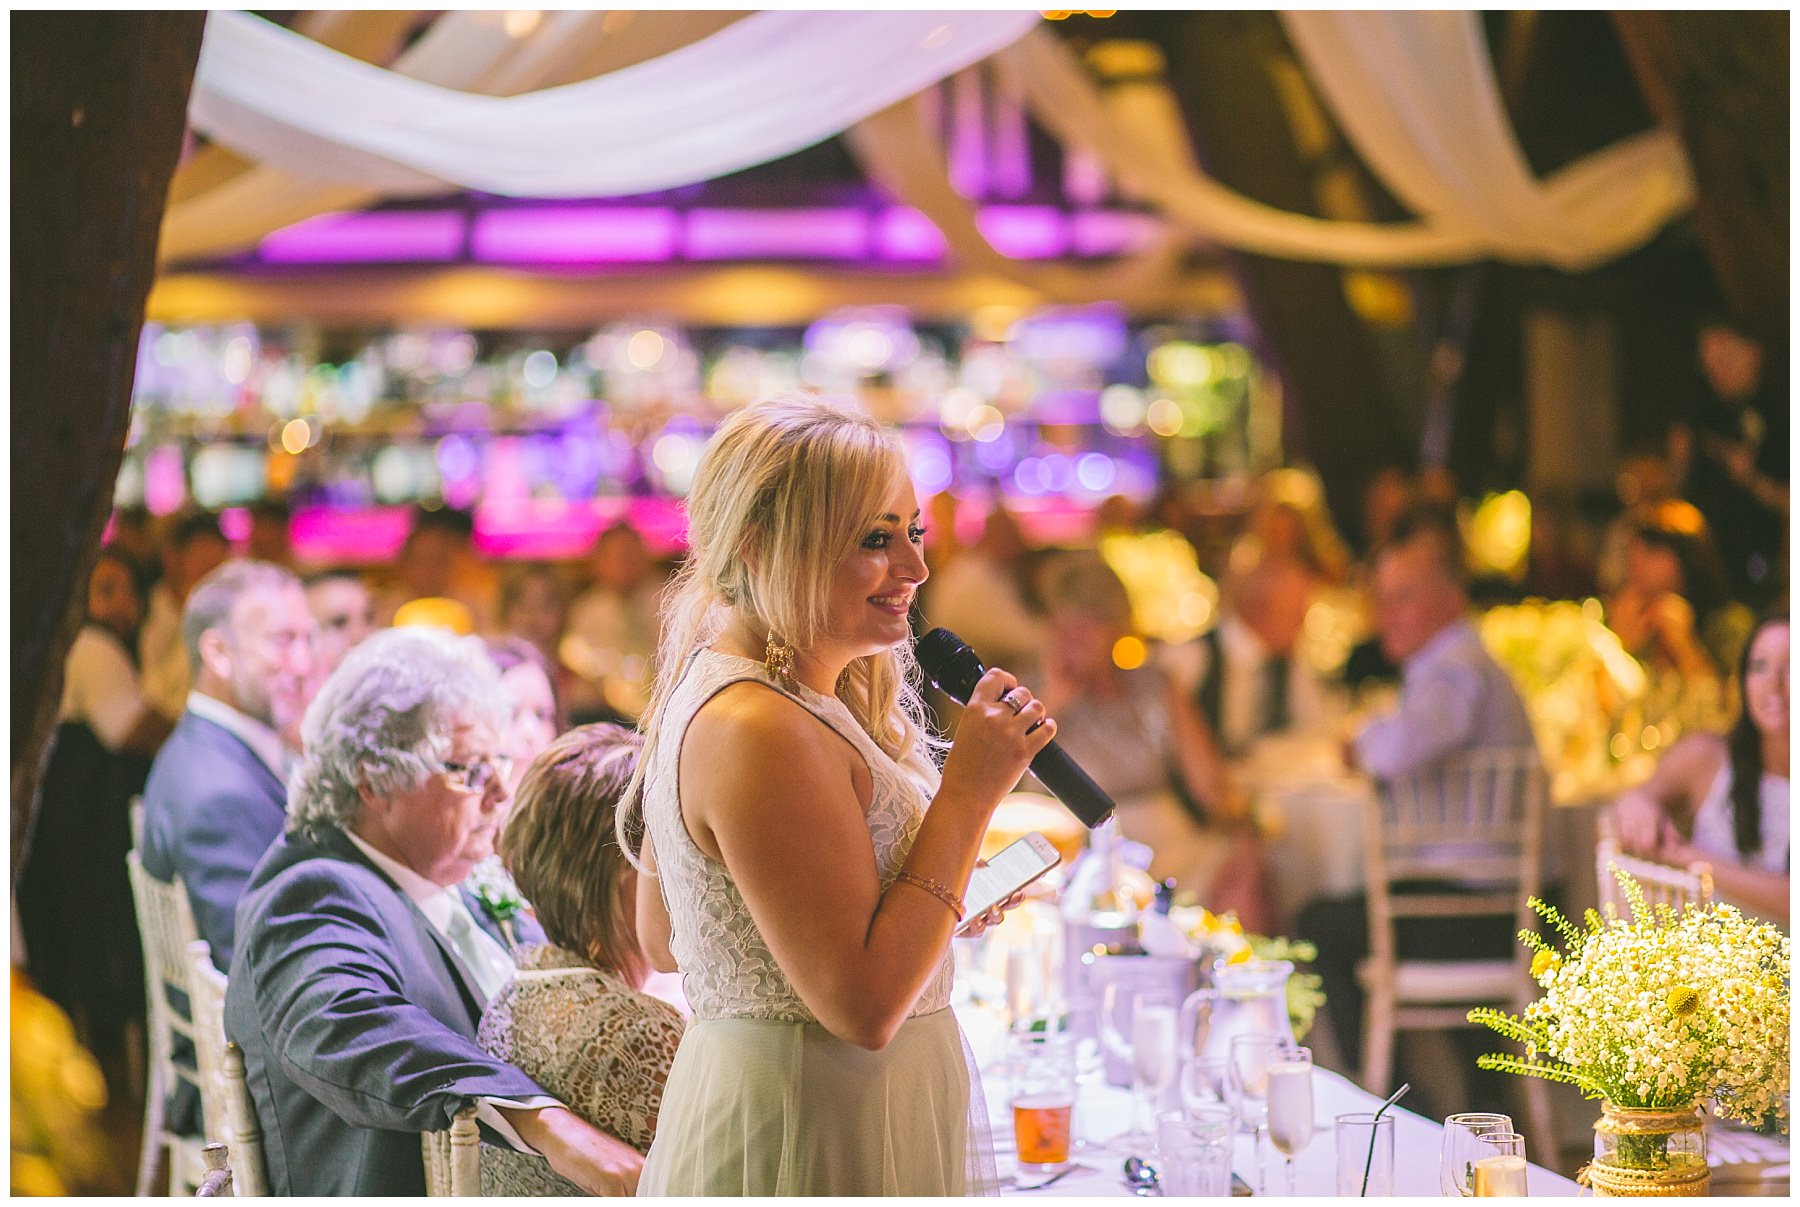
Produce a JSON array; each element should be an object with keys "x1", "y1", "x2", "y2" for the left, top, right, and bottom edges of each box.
[{"x1": 621, "y1": 395, "x2": 1051, "y2": 1195}]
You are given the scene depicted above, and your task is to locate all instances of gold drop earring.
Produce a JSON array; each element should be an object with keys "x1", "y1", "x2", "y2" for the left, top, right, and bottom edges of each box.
[{"x1": 764, "y1": 630, "x2": 797, "y2": 689}]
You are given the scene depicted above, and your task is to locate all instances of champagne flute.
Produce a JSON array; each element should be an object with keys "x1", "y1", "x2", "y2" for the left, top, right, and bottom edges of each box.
[
  {"x1": 1472, "y1": 1131, "x2": 1529, "y2": 1197},
  {"x1": 1130, "y1": 995, "x2": 1179, "y2": 1151},
  {"x1": 1440, "y1": 1113, "x2": 1514, "y2": 1196},
  {"x1": 1228, "y1": 1034, "x2": 1281, "y2": 1194},
  {"x1": 1265, "y1": 1045, "x2": 1315, "y2": 1194}
]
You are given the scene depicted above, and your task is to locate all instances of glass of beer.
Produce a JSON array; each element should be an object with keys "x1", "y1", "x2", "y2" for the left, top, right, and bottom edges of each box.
[
  {"x1": 1471, "y1": 1131, "x2": 1529, "y2": 1197},
  {"x1": 1011, "y1": 1032, "x2": 1077, "y2": 1172}
]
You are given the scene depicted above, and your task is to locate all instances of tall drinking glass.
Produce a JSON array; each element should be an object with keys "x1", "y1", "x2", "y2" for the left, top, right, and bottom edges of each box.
[
  {"x1": 1228, "y1": 1034, "x2": 1281, "y2": 1194},
  {"x1": 1156, "y1": 1107, "x2": 1233, "y2": 1195},
  {"x1": 1130, "y1": 995, "x2": 1179, "y2": 1149},
  {"x1": 1441, "y1": 1113, "x2": 1515, "y2": 1196},
  {"x1": 1265, "y1": 1046, "x2": 1315, "y2": 1193},
  {"x1": 1472, "y1": 1132, "x2": 1529, "y2": 1197},
  {"x1": 1335, "y1": 1112, "x2": 1395, "y2": 1196},
  {"x1": 1009, "y1": 1032, "x2": 1077, "y2": 1174}
]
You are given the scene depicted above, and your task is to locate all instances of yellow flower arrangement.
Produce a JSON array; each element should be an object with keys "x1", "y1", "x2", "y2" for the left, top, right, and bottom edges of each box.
[{"x1": 1469, "y1": 868, "x2": 1790, "y2": 1131}]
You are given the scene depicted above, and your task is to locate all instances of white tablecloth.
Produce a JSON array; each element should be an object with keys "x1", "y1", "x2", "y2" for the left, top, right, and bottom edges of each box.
[{"x1": 988, "y1": 1064, "x2": 1582, "y2": 1197}]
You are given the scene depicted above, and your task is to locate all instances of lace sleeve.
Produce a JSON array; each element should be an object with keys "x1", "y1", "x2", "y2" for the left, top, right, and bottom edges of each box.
[{"x1": 478, "y1": 969, "x2": 685, "y2": 1153}]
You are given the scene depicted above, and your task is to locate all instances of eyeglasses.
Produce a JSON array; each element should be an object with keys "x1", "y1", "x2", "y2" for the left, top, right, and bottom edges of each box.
[{"x1": 436, "y1": 755, "x2": 513, "y2": 794}]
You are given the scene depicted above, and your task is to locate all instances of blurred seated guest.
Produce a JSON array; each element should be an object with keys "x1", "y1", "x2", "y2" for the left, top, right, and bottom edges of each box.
[
  {"x1": 1037, "y1": 553, "x2": 1273, "y2": 933},
  {"x1": 565, "y1": 524, "x2": 664, "y2": 724},
  {"x1": 224, "y1": 627, "x2": 642, "y2": 1196},
  {"x1": 18, "y1": 548, "x2": 175, "y2": 1087},
  {"x1": 104, "y1": 505, "x2": 159, "y2": 588},
  {"x1": 246, "y1": 499, "x2": 293, "y2": 567},
  {"x1": 478, "y1": 724, "x2": 684, "y2": 1195},
  {"x1": 142, "y1": 561, "x2": 317, "y2": 970},
  {"x1": 1612, "y1": 609, "x2": 1788, "y2": 924},
  {"x1": 1304, "y1": 509, "x2": 1536, "y2": 1072},
  {"x1": 1349, "y1": 507, "x2": 1535, "y2": 781},
  {"x1": 1606, "y1": 501, "x2": 1745, "y2": 690},
  {"x1": 376, "y1": 506, "x2": 497, "y2": 631},
  {"x1": 1341, "y1": 469, "x2": 1415, "y2": 690},
  {"x1": 925, "y1": 500, "x2": 1047, "y2": 688},
  {"x1": 500, "y1": 563, "x2": 579, "y2": 706},
  {"x1": 1682, "y1": 316, "x2": 1788, "y2": 602},
  {"x1": 484, "y1": 637, "x2": 565, "y2": 795},
  {"x1": 1355, "y1": 467, "x2": 1415, "y2": 567},
  {"x1": 1228, "y1": 469, "x2": 1350, "y2": 587},
  {"x1": 1188, "y1": 558, "x2": 1332, "y2": 756},
  {"x1": 1596, "y1": 441, "x2": 1683, "y2": 594},
  {"x1": 136, "y1": 560, "x2": 315, "y2": 1135},
  {"x1": 304, "y1": 568, "x2": 379, "y2": 680},
  {"x1": 140, "y1": 510, "x2": 231, "y2": 717}
]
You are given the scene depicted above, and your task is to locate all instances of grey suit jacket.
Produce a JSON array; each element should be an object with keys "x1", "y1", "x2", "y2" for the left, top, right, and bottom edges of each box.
[
  {"x1": 142, "y1": 710, "x2": 288, "y2": 969},
  {"x1": 225, "y1": 825, "x2": 548, "y2": 1196}
]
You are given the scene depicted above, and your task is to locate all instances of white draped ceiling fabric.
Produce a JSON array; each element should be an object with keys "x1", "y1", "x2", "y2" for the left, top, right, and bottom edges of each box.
[
  {"x1": 186, "y1": 10, "x2": 1041, "y2": 196},
  {"x1": 170, "y1": 9, "x2": 1694, "y2": 275}
]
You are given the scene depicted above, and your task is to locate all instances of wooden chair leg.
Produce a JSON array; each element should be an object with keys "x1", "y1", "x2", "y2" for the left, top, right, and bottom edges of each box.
[
  {"x1": 1362, "y1": 989, "x2": 1396, "y2": 1095},
  {"x1": 134, "y1": 1064, "x2": 165, "y2": 1197},
  {"x1": 1518, "y1": 1073, "x2": 1558, "y2": 1175}
]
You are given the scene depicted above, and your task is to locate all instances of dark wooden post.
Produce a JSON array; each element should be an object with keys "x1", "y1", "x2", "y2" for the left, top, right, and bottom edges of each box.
[
  {"x1": 1612, "y1": 11, "x2": 1788, "y2": 340},
  {"x1": 12, "y1": 13, "x2": 206, "y2": 876}
]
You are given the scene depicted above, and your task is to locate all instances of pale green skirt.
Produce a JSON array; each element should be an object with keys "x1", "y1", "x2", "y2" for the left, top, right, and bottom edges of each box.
[{"x1": 638, "y1": 1007, "x2": 995, "y2": 1196}]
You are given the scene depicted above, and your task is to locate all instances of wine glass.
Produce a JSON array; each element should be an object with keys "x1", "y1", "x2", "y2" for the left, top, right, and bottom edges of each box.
[
  {"x1": 1228, "y1": 1033, "x2": 1281, "y2": 1194},
  {"x1": 1265, "y1": 1045, "x2": 1315, "y2": 1194},
  {"x1": 1179, "y1": 1055, "x2": 1231, "y2": 1117},
  {"x1": 1440, "y1": 1113, "x2": 1515, "y2": 1196},
  {"x1": 1130, "y1": 994, "x2": 1179, "y2": 1150},
  {"x1": 1472, "y1": 1131, "x2": 1529, "y2": 1196}
]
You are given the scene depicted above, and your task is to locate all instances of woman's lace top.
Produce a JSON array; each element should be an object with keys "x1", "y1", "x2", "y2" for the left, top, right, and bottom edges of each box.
[
  {"x1": 476, "y1": 944, "x2": 684, "y2": 1196},
  {"x1": 642, "y1": 648, "x2": 953, "y2": 1022}
]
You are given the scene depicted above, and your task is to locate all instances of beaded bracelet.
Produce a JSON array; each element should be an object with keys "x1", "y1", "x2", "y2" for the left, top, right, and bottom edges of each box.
[{"x1": 892, "y1": 870, "x2": 964, "y2": 922}]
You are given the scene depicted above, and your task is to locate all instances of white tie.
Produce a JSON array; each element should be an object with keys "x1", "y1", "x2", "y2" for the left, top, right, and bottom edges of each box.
[{"x1": 443, "y1": 898, "x2": 515, "y2": 1005}]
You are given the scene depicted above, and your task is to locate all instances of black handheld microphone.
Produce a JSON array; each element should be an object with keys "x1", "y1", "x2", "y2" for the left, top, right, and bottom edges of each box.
[{"x1": 915, "y1": 627, "x2": 1116, "y2": 829}]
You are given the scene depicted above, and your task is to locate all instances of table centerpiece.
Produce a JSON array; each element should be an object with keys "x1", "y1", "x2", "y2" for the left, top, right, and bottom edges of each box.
[{"x1": 1468, "y1": 868, "x2": 1789, "y2": 1195}]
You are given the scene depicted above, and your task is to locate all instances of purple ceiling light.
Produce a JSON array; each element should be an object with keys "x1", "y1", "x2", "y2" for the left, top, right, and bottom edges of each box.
[
  {"x1": 685, "y1": 207, "x2": 870, "y2": 260},
  {"x1": 472, "y1": 206, "x2": 681, "y2": 264},
  {"x1": 259, "y1": 211, "x2": 465, "y2": 263},
  {"x1": 977, "y1": 205, "x2": 1069, "y2": 259}
]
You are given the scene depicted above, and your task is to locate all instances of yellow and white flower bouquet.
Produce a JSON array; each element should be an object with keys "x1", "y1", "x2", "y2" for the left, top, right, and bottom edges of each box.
[{"x1": 1470, "y1": 869, "x2": 1789, "y2": 1186}]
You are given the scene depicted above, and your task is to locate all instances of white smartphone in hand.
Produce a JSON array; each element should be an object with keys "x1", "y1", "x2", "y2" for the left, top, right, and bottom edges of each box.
[{"x1": 956, "y1": 832, "x2": 1061, "y2": 935}]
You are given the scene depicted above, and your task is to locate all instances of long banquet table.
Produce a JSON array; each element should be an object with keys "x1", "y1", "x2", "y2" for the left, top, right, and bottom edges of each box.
[{"x1": 988, "y1": 1063, "x2": 1582, "y2": 1196}]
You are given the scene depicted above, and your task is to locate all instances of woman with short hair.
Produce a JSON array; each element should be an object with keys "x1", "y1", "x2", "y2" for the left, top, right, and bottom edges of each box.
[{"x1": 477, "y1": 724, "x2": 684, "y2": 1196}]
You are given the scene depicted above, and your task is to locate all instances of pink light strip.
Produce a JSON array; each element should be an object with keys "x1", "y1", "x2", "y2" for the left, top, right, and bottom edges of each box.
[
  {"x1": 874, "y1": 207, "x2": 949, "y2": 261},
  {"x1": 976, "y1": 205, "x2": 1069, "y2": 259},
  {"x1": 684, "y1": 207, "x2": 870, "y2": 260},
  {"x1": 472, "y1": 206, "x2": 680, "y2": 263},
  {"x1": 259, "y1": 211, "x2": 465, "y2": 263}
]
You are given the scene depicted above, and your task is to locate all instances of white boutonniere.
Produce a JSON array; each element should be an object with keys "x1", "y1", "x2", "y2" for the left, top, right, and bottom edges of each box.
[{"x1": 467, "y1": 859, "x2": 526, "y2": 949}]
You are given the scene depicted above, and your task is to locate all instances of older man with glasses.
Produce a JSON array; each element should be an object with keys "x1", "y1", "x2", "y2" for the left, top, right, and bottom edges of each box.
[{"x1": 225, "y1": 626, "x2": 640, "y2": 1196}]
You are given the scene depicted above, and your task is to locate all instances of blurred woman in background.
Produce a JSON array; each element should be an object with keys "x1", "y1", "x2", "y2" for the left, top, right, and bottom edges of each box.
[
  {"x1": 1036, "y1": 552, "x2": 1274, "y2": 932},
  {"x1": 1613, "y1": 608, "x2": 1788, "y2": 924}
]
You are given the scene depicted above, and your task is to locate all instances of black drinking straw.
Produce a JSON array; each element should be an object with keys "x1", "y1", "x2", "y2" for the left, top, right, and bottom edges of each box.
[{"x1": 1360, "y1": 1083, "x2": 1410, "y2": 1196}]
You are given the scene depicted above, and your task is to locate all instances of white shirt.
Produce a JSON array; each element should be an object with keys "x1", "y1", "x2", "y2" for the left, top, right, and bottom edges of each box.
[
  {"x1": 1211, "y1": 613, "x2": 1331, "y2": 753},
  {"x1": 60, "y1": 626, "x2": 154, "y2": 751},
  {"x1": 340, "y1": 830, "x2": 556, "y2": 1152},
  {"x1": 1354, "y1": 616, "x2": 1536, "y2": 782},
  {"x1": 185, "y1": 691, "x2": 291, "y2": 783}
]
